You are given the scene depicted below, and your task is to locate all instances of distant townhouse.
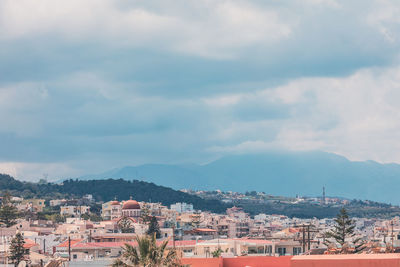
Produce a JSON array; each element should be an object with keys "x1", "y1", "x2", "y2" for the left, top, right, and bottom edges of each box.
[
  {"x1": 102, "y1": 200, "x2": 122, "y2": 220},
  {"x1": 17, "y1": 199, "x2": 46, "y2": 212},
  {"x1": 50, "y1": 199, "x2": 67, "y2": 206},
  {"x1": 171, "y1": 202, "x2": 194, "y2": 213},
  {"x1": 60, "y1": 205, "x2": 90, "y2": 217}
]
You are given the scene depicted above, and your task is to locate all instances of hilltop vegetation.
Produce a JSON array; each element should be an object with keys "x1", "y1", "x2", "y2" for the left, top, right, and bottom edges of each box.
[
  {"x1": 238, "y1": 201, "x2": 400, "y2": 219},
  {"x1": 0, "y1": 174, "x2": 229, "y2": 213},
  {"x1": 1, "y1": 173, "x2": 399, "y2": 219}
]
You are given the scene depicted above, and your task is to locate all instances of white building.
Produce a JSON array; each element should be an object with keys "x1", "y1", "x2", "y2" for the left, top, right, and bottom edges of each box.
[{"x1": 170, "y1": 202, "x2": 194, "y2": 213}]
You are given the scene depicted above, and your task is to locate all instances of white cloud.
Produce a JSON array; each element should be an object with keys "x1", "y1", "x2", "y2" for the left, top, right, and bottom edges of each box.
[
  {"x1": 0, "y1": 162, "x2": 79, "y2": 181},
  {"x1": 366, "y1": 0, "x2": 400, "y2": 44},
  {"x1": 204, "y1": 64, "x2": 400, "y2": 163},
  {"x1": 0, "y1": 0, "x2": 292, "y2": 58}
]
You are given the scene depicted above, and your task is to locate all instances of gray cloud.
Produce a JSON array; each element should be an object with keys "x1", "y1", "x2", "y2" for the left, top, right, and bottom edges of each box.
[{"x1": 1, "y1": 0, "x2": 400, "y2": 180}]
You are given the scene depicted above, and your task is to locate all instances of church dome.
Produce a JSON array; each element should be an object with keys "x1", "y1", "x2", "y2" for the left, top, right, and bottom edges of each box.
[{"x1": 122, "y1": 199, "x2": 140, "y2": 210}]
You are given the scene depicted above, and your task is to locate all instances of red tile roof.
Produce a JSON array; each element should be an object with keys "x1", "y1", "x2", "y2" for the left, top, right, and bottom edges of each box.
[
  {"x1": 194, "y1": 228, "x2": 217, "y2": 232},
  {"x1": 23, "y1": 239, "x2": 38, "y2": 249},
  {"x1": 56, "y1": 239, "x2": 83, "y2": 248}
]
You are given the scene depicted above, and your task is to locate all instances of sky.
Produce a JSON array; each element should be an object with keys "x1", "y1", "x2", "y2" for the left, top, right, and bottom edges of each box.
[{"x1": 1, "y1": 0, "x2": 400, "y2": 181}]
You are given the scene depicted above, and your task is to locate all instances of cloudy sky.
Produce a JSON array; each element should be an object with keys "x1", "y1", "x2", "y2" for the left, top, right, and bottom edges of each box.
[{"x1": 1, "y1": 0, "x2": 400, "y2": 180}]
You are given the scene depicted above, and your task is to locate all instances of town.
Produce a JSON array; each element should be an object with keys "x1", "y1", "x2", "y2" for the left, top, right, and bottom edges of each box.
[
  {"x1": 1, "y1": 190, "x2": 400, "y2": 266},
  {"x1": 1, "y1": 0, "x2": 399, "y2": 266},
  {"x1": 184, "y1": 187, "x2": 350, "y2": 206}
]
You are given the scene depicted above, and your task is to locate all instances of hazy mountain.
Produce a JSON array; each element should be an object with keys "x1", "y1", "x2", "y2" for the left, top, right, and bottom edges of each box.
[{"x1": 79, "y1": 151, "x2": 400, "y2": 204}]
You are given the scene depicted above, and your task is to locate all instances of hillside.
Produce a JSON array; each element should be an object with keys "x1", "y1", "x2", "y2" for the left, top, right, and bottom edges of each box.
[
  {"x1": 79, "y1": 151, "x2": 400, "y2": 204},
  {"x1": 2, "y1": 173, "x2": 400, "y2": 219},
  {"x1": 0, "y1": 174, "x2": 230, "y2": 213}
]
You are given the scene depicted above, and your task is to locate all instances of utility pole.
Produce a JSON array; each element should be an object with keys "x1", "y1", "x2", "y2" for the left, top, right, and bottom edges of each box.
[
  {"x1": 302, "y1": 225, "x2": 306, "y2": 253},
  {"x1": 172, "y1": 225, "x2": 176, "y2": 248},
  {"x1": 391, "y1": 220, "x2": 394, "y2": 248},
  {"x1": 295, "y1": 224, "x2": 318, "y2": 253},
  {"x1": 68, "y1": 236, "x2": 71, "y2": 261}
]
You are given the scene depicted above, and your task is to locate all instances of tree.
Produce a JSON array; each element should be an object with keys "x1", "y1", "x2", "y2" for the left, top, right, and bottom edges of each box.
[
  {"x1": 118, "y1": 216, "x2": 135, "y2": 233},
  {"x1": 112, "y1": 235, "x2": 180, "y2": 267},
  {"x1": 140, "y1": 203, "x2": 152, "y2": 224},
  {"x1": 9, "y1": 232, "x2": 28, "y2": 266},
  {"x1": 325, "y1": 208, "x2": 365, "y2": 253},
  {"x1": 147, "y1": 216, "x2": 161, "y2": 239},
  {"x1": 211, "y1": 248, "x2": 223, "y2": 258},
  {"x1": 0, "y1": 191, "x2": 19, "y2": 227}
]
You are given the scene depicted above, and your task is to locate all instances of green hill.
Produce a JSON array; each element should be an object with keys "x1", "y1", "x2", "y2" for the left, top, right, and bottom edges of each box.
[{"x1": 0, "y1": 173, "x2": 230, "y2": 213}]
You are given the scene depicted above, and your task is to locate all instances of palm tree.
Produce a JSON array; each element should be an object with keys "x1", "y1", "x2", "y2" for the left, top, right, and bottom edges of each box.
[{"x1": 111, "y1": 234, "x2": 181, "y2": 267}]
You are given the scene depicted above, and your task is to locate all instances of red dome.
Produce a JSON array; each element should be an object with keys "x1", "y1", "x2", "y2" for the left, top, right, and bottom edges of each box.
[
  {"x1": 110, "y1": 200, "x2": 120, "y2": 205},
  {"x1": 122, "y1": 199, "x2": 140, "y2": 210}
]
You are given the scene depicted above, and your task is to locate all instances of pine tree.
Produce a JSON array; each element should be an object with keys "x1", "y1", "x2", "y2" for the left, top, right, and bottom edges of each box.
[
  {"x1": 147, "y1": 216, "x2": 161, "y2": 239},
  {"x1": 0, "y1": 191, "x2": 19, "y2": 227},
  {"x1": 9, "y1": 232, "x2": 28, "y2": 266},
  {"x1": 140, "y1": 203, "x2": 151, "y2": 224},
  {"x1": 118, "y1": 216, "x2": 135, "y2": 233},
  {"x1": 325, "y1": 207, "x2": 365, "y2": 253}
]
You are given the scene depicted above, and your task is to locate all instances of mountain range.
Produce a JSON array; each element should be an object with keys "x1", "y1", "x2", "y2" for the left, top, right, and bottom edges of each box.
[{"x1": 79, "y1": 151, "x2": 400, "y2": 205}]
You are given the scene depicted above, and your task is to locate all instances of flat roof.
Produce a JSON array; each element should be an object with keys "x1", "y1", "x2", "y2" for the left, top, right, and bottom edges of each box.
[{"x1": 293, "y1": 254, "x2": 400, "y2": 260}]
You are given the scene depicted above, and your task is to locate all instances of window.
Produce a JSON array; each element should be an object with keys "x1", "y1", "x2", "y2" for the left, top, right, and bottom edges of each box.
[
  {"x1": 248, "y1": 247, "x2": 257, "y2": 254},
  {"x1": 293, "y1": 247, "x2": 302, "y2": 255},
  {"x1": 73, "y1": 254, "x2": 77, "y2": 259},
  {"x1": 277, "y1": 247, "x2": 286, "y2": 256}
]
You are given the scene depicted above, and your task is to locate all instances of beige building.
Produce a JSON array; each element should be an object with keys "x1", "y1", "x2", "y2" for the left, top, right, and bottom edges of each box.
[
  {"x1": 18, "y1": 199, "x2": 46, "y2": 212},
  {"x1": 102, "y1": 198, "x2": 142, "y2": 221},
  {"x1": 60, "y1": 205, "x2": 90, "y2": 216},
  {"x1": 102, "y1": 200, "x2": 122, "y2": 220},
  {"x1": 57, "y1": 238, "x2": 302, "y2": 261}
]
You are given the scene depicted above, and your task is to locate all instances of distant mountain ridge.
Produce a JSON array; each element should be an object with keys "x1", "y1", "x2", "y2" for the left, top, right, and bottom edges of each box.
[{"x1": 79, "y1": 151, "x2": 400, "y2": 205}]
